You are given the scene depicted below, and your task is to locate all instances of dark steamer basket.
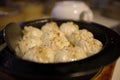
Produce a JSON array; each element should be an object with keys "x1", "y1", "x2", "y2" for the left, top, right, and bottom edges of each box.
[{"x1": 0, "y1": 19, "x2": 120, "y2": 80}]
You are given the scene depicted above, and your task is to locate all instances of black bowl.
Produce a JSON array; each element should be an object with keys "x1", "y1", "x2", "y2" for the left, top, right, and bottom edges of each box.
[{"x1": 0, "y1": 19, "x2": 120, "y2": 80}]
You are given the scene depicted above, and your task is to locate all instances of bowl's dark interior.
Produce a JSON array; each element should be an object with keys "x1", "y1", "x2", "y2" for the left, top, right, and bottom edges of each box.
[{"x1": 0, "y1": 19, "x2": 120, "y2": 80}]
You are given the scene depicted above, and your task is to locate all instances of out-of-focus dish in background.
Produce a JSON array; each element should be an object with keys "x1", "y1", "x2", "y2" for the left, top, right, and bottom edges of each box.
[{"x1": 51, "y1": 1, "x2": 93, "y2": 22}]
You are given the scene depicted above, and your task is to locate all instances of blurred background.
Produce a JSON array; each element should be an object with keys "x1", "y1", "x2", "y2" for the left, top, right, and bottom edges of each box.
[{"x1": 0, "y1": 0, "x2": 120, "y2": 30}]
